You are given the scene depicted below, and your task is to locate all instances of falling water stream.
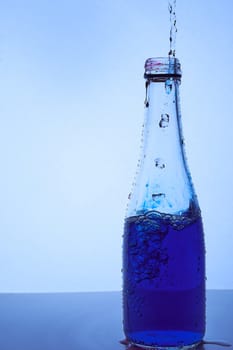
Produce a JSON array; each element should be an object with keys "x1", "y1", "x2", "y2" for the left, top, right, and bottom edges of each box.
[{"x1": 168, "y1": 0, "x2": 177, "y2": 57}]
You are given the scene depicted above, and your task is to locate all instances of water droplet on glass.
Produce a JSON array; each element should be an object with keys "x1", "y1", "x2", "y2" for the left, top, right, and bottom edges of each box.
[
  {"x1": 152, "y1": 193, "x2": 165, "y2": 201},
  {"x1": 144, "y1": 81, "x2": 150, "y2": 107},
  {"x1": 159, "y1": 113, "x2": 170, "y2": 128},
  {"x1": 165, "y1": 79, "x2": 172, "y2": 94},
  {"x1": 128, "y1": 193, "x2": 131, "y2": 200},
  {"x1": 154, "y1": 158, "x2": 165, "y2": 169}
]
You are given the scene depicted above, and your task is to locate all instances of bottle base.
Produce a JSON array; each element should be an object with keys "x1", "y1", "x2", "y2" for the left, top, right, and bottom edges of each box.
[
  {"x1": 126, "y1": 330, "x2": 203, "y2": 350},
  {"x1": 129, "y1": 341, "x2": 200, "y2": 350}
]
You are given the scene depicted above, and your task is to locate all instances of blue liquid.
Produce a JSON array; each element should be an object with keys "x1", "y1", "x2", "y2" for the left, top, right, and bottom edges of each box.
[{"x1": 123, "y1": 210, "x2": 205, "y2": 348}]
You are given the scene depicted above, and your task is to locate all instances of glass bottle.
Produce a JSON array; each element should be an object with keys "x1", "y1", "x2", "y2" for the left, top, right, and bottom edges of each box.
[{"x1": 123, "y1": 57, "x2": 205, "y2": 349}]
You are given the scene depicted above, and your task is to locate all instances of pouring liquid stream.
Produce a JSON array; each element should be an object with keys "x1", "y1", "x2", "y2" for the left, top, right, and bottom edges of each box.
[{"x1": 168, "y1": 0, "x2": 177, "y2": 57}]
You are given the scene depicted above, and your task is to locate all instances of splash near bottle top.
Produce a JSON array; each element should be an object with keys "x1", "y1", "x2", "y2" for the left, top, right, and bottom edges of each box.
[{"x1": 122, "y1": 57, "x2": 206, "y2": 349}]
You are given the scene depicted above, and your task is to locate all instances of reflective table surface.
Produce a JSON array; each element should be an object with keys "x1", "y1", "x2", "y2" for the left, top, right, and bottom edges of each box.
[{"x1": 0, "y1": 290, "x2": 232, "y2": 350}]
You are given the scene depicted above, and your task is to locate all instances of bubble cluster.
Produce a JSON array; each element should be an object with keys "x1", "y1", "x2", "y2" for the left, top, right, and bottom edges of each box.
[
  {"x1": 125, "y1": 212, "x2": 170, "y2": 283},
  {"x1": 124, "y1": 208, "x2": 201, "y2": 284}
]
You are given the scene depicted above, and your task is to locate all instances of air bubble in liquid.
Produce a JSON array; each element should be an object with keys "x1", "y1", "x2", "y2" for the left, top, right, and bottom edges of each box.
[
  {"x1": 159, "y1": 114, "x2": 169, "y2": 128},
  {"x1": 154, "y1": 158, "x2": 165, "y2": 169}
]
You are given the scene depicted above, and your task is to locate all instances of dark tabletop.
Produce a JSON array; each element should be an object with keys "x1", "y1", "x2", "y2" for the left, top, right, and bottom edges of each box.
[{"x1": 0, "y1": 290, "x2": 232, "y2": 350}]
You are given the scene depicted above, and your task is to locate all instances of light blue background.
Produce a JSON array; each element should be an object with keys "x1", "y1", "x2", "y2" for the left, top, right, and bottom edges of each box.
[{"x1": 0, "y1": 0, "x2": 232, "y2": 292}]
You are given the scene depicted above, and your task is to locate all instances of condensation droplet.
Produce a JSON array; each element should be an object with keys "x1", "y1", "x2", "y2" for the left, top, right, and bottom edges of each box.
[
  {"x1": 154, "y1": 158, "x2": 165, "y2": 169},
  {"x1": 128, "y1": 193, "x2": 131, "y2": 200},
  {"x1": 144, "y1": 81, "x2": 150, "y2": 107},
  {"x1": 165, "y1": 79, "x2": 172, "y2": 94},
  {"x1": 159, "y1": 114, "x2": 170, "y2": 128}
]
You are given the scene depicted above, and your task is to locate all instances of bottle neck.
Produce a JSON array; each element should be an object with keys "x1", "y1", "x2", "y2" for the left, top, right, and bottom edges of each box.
[
  {"x1": 144, "y1": 78, "x2": 182, "y2": 163},
  {"x1": 127, "y1": 77, "x2": 198, "y2": 217}
]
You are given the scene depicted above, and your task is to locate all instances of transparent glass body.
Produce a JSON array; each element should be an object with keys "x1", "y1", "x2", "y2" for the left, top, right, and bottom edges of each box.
[{"x1": 123, "y1": 57, "x2": 206, "y2": 349}]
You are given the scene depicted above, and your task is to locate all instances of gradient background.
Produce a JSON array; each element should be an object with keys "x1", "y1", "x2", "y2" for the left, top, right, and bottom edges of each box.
[{"x1": 0, "y1": 0, "x2": 232, "y2": 292}]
